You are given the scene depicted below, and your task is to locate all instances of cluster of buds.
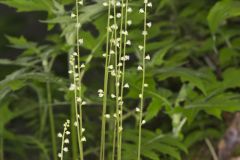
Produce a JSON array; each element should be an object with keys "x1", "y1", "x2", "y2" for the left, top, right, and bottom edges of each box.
[{"x1": 58, "y1": 120, "x2": 71, "y2": 159}]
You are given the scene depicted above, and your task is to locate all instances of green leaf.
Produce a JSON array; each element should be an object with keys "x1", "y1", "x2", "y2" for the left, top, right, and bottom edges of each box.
[
  {"x1": 175, "y1": 93, "x2": 240, "y2": 123},
  {"x1": 184, "y1": 128, "x2": 221, "y2": 148},
  {"x1": 0, "y1": 102, "x2": 13, "y2": 127},
  {"x1": 0, "y1": 0, "x2": 53, "y2": 12},
  {"x1": 156, "y1": 67, "x2": 207, "y2": 95},
  {"x1": 145, "y1": 98, "x2": 163, "y2": 121},
  {"x1": 207, "y1": 1, "x2": 240, "y2": 33},
  {"x1": 151, "y1": 45, "x2": 172, "y2": 66}
]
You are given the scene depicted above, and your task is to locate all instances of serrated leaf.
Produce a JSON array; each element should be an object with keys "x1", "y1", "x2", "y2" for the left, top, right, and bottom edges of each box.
[{"x1": 207, "y1": 1, "x2": 240, "y2": 33}]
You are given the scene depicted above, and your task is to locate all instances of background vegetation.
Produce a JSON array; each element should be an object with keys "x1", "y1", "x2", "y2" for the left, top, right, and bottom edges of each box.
[{"x1": 0, "y1": 0, "x2": 240, "y2": 160}]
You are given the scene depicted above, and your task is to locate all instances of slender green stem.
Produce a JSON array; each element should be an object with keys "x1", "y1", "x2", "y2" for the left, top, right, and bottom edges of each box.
[
  {"x1": 118, "y1": 1, "x2": 129, "y2": 160},
  {"x1": 72, "y1": 63, "x2": 83, "y2": 157},
  {"x1": 205, "y1": 138, "x2": 219, "y2": 160},
  {"x1": 70, "y1": 98, "x2": 78, "y2": 160},
  {"x1": 100, "y1": 0, "x2": 111, "y2": 159},
  {"x1": 75, "y1": 0, "x2": 85, "y2": 159},
  {"x1": 137, "y1": 2, "x2": 147, "y2": 160},
  {"x1": 47, "y1": 80, "x2": 57, "y2": 160},
  {"x1": 60, "y1": 127, "x2": 66, "y2": 160},
  {"x1": 112, "y1": 1, "x2": 121, "y2": 160}
]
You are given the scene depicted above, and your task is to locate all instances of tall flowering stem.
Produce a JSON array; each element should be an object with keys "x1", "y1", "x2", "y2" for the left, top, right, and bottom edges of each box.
[
  {"x1": 137, "y1": 0, "x2": 150, "y2": 159},
  {"x1": 100, "y1": 0, "x2": 111, "y2": 159},
  {"x1": 117, "y1": 0, "x2": 129, "y2": 159},
  {"x1": 69, "y1": 0, "x2": 85, "y2": 160}
]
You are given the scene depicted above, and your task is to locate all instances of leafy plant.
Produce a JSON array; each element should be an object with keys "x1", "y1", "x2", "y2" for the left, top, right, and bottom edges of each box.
[{"x1": 0, "y1": 0, "x2": 240, "y2": 160}]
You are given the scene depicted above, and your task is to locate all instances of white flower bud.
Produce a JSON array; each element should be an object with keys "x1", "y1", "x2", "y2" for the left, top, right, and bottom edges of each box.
[
  {"x1": 145, "y1": 54, "x2": 150, "y2": 60},
  {"x1": 63, "y1": 147, "x2": 68, "y2": 152},
  {"x1": 124, "y1": 83, "x2": 129, "y2": 88},
  {"x1": 127, "y1": 7, "x2": 132, "y2": 13},
  {"x1": 137, "y1": 66, "x2": 143, "y2": 71},
  {"x1": 139, "y1": 8, "x2": 144, "y2": 13},
  {"x1": 71, "y1": 13, "x2": 76, "y2": 18},
  {"x1": 138, "y1": 45, "x2": 143, "y2": 50},
  {"x1": 103, "y1": 2, "x2": 108, "y2": 6},
  {"x1": 57, "y1": 133, "x2": 62, "y2": 138}
]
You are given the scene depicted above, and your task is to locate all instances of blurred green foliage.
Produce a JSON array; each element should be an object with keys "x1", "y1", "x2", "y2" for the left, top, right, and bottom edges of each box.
[{"x1": 0, "y1": 0, "x2": 240, "y2": 160}]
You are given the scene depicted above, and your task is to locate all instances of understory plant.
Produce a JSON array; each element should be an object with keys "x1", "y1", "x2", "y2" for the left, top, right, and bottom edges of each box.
[{"x1": 0, "y1": 0, "x2": 240, "y2": 160}]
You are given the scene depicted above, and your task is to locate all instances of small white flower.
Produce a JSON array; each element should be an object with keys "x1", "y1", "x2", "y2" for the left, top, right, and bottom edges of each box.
[
  {"x1": 81, "y1": 128, "x2": 85, "y2": 133},
  {"x1": 78, "y1": 1, "x2": 83, "y2": 5},
  {"x1": 76, "y1": 22, "x2": 81, "y2": 28},
  {"x1": 142, "y1": 30, "x2": 148, "y2": 36},
  {"x1": 81, "y1": 137, "x2": 86, "y2": 142},
  {"x1": 118, "y1": 126, "x2": 123, "y2": 132},
  {"x1": 138, "y1": 45, "x2": 144, "y2": 50},
  {"x1": 110, "y1": 50, "x2": 115, "y2": 54},
  {"x1": 77, "y1": 97, "x2": 82, "y2": 102},
  {"x1": 145, "y1": 54, "x2": 150, "y2": 60},
  {"x1": 141, "y1": 120, "x2": 146, "y2": 125},
  {"x1": 57, "y1": 133, "x2": 62, "y2": 138},
  {"x1": 121, "y1": 30, "x2": 128, "y2": 35},
  {"x1": 144, "y1": 83, "x2": 149, "y2": 87},
  {"x1": 124, "y1": 83, "x2": 129, "y2": 88},
  {"x1": 78, "y1": 38, "x2": 83, "y2": 44},
  {"x1": 71, "y1": 13, "x2": 76, "y2": 18},
  {"x1": 98, "y1": 93, "x2": 104, "y2": 97},
  {"x1": 139, "y1": 8, "x2": 144, "y2": 13},
  {"x1": 127, "y1": 20, "x2": 132, "y2": 26},
  {"x1": 111, "y1": 70, "x2": 116, "y2": 76},
  {"x1": 58, "y1": 153, "x2": 62, "y2": 158},
  {"x1": 74, "y1": 121, "x2": 78, "y2": 127},
  {"x1": 126, "y1": 40, "x2": 131, "y2": 45},
  {"x1": 105, "y1": 114, "x2": 111, "y2": 119},
  {"x1": 136, "y1": 107, "x2": 140, "y2": 112},
  {"x1": 109, "y1": 15, "x2": 114, "y2": 19},
  {"x1": 127, "y1": 7, "x2": 133, "y2": 13},
  {"x1": 147, "y1": 2, "x2": 152, "y2": 7},
  {"x1": 111, "y1": 24, "x2": 118, "y2": 30},
  {"x1": 81, "y1": 101, "x2": 86, "y2": 105},
  {"x1": 63, "y1": 147, "x2": 68, "y2": 152},
  {"x1": 65, "y1": 131, "x2": 70, "y2": 135},
  {"x1": 68, "y1": 70, "x2": 73, "y2": 74},
  {"x1": 117, "y1": 62, "x2": 123, "y2": 67},
  {"x1": 98, "y1": 89, "x2": 104, "y2": 93},
  {"x1": 139, "y1": 94, "x2": 143, "y2": 98},
  {"x1": 64, "y1": 138, "x2": 69, "y2": 144},
  {"x1": 103, "y1": 2, "x2": 108, "y2": 6},
  {"x1": 147, "y1": 22, "x2": 152, "y2": 28},
  {"x1": 108, "y1": 65, "x2": 114, "y2": 70},
  {"x1": 116, "y1": 1, "x2": 121, "y2": 6},
  {"x1": 125, "y1": 55, "x2": 130, "y2": 60},
  {"x1": 73, "y1": 52, "x2": 78, "y2": 56},
  {"x1": 117, "y1": 13, "x2": 121, "y2": 18},
  {"x1": 80, "y1": 64, "x2": 85, "y2": 68},
  {"x1": 119, "y1": 100, "x2": 124, "y2": 105},
  {"x1": 111, "y1": 94, "x2": 116, "y2": 98},
  {"x1": 69, "y1": 84, "x2": 76, "y2": 91},
  {"x1": 116, "y1": 82, "x2": 120, "y2": 87},
  {"x1": 102, "y1": 53, "x2": 106, "y2": 57},
  {"x1": 137, "y1": 66, "x2": 143, "y2": 71},
  {"x1": 113, "y1": 113, "x2": 117, "y2": 118}
]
